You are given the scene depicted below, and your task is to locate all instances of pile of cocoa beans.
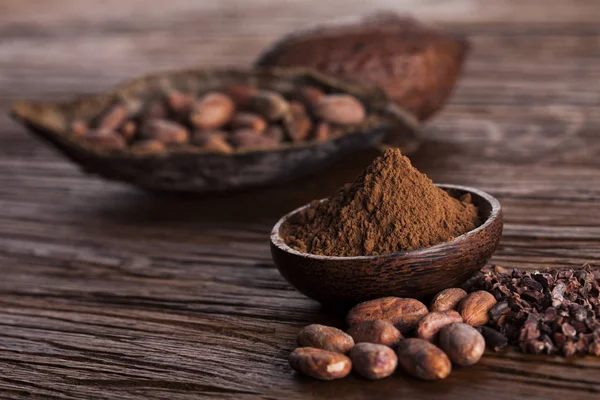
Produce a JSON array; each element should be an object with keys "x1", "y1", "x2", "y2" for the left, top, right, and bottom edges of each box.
[
  {"x1": 71, "y1": 83, "x2": 368, "y2": 154},
  {"x1": 289, "y1": 288, "x2": 499, "y2": 381}
]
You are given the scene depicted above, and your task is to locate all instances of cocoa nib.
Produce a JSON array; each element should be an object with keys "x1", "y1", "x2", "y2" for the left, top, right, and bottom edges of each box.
[{"x1": 463, "y1": 264, "x2": 600, "y2": 356}]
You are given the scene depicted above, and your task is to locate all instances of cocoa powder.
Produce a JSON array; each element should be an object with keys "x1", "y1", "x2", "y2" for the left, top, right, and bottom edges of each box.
[{"x1": 283, "y1": 149, "x2": 479, "y2": 256}]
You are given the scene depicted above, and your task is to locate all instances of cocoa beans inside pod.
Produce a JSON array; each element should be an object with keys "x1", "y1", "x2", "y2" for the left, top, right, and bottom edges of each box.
[
  {"x1": 10, "y1": 68, "x2": 419, "y2": 193},
  {"x1": 255, "y1": 12, "x2": 468, "y2": 121}
]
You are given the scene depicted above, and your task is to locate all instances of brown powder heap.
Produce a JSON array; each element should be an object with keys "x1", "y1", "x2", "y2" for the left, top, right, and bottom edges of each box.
[{"x1": 283, "y1": 149, "x2": 479, "y2": 257}]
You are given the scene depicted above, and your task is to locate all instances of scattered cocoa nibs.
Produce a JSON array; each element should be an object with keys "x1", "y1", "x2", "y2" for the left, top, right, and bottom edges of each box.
[
  {"x1": 282, "y1": 148, "x2": 479, "y2": 256},
  {"x1": 462, "y1": 264, "x2": 600, "y2": 356}
]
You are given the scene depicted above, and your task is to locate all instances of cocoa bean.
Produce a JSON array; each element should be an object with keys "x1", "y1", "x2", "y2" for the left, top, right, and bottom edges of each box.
[
  {"x1": 439, "y1": 322, "x2": 485, "y2": 366},
  {"x1": 349, "y1": 343, "x2": 397, "y2": 380},
  {"x1": 225, "y1": 83, "x2": 258, "y2": 109},
  {"x1": 297, "y1": 324, "x2": 354, "y2": 353},
  {"x1": 230, "y1": 112, "x2": 267, "y2": 133},
  {"x1": 346, "y1": 320, "x2": 402, "y2": 347},
  {"x1": 289, "y1": 347, "x2": 351, "y2": 380},
  {"x1": 190, "y1": 92, "x2": 235, "y2": 129},
  {"x1": 249, "y1": 90, "x2": 290, "y2": 121},
  {"x1": 458, "y1": 290, "x2": 497, "y2": 327},
  {"x1": 96, "y1": 104, "x2": 128, "y2": 131},
  {"x1": 313, "y1": 94, "x2": 365, "y2": 125},
  {"x1": 119, "y1": 121, "x2": 137, "y2": 141},
  {"x1": 313, "y1": 122, "x2": 329, "y2": 141},
  {"x1": 346, "y1": 297, "x2": 428, "y2": 333},
  {"x1": 416, "y1": 310, "x2": 463, "y2": 342},
  {"x1": 230, "y1": 129, "x2": 279, "y2": 150},
  {"x1": 165, "y1": 90, "x2": 195, "y2": 117},
  {"x1": 430, "y1": 288, "x2": 468, "y2": 312},
  {"x1": 396, "y1": 338, "x2": 451, "y2": 380},
  {"x1": 139, "y1": 119, "x2": 189, "y2": 144}
]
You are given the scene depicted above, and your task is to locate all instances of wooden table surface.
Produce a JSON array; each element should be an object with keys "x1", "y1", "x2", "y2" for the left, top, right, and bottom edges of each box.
[{"x1": 2, "y1": 1, "x2": 600, "y2": 399}]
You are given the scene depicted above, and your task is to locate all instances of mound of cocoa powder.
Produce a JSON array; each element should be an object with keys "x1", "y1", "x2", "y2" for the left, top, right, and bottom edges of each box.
[{"x1": 282, "y1": 149, "x2": 479, "y2": 256}]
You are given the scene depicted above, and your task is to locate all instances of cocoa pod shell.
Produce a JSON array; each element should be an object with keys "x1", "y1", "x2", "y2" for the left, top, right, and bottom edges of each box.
[
  {"x1": 255, "y1": 12, "x2": 468, "y2": 121},
  {"x1": 11, "y1": 68, "x2": 418, "y2": 193}
]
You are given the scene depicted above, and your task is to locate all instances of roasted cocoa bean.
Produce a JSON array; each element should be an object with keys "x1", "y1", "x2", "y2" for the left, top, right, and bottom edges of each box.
[
  {"x1": 190, "y1": 92, "x2": 235, "y2": 129},
  {"x1": 346, "y1": 320, "x2": 402, "y2": 347},
  {"x1": 313, "y1": 94, "x2": 365, "y2": 125},
  {"x1": 346, "y1": 297, "x2": 428, "y2": 333},
  {"x1": 396, "y1": 338, "x2": 451, "y2": 380},
  {"x1": 430, "y1": 288, "x2": 468, "y2": 312},
  {"x1": 297, "y1": 324, "x2": 354, "y2": 353},
  {"x1": 140, "y1": 119, "x2": 189, "y2": 144},
  {"x1": 349, "y1": 343, "x2": 397, "y2": 380},
  {"x1": 416, "y1": 310, "x2": 463, "y2": 342},
  {"x1": 439, "y1": 322, "x2": 485, "y2": 366},
  {"x1": 289, "y1": 347, "x2": 352, "y2": 380},
  {"x1": 458, "y1": 290, "x2": 497, "y2": 327}
]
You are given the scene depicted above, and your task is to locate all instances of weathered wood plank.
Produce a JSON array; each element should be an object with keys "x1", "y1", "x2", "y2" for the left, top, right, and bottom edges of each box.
[{"x1": 2, "y1": 0, "x2": 600, "y2": 399}]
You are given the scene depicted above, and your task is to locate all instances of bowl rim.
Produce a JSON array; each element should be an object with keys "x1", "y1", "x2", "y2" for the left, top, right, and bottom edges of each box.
[{"x1": 270, "y1": 183, "x2": 502, "y2": 261}]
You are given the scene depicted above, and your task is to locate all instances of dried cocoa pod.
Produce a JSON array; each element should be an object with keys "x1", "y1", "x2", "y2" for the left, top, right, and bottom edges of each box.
[
  {"x1": 139, "y1": 119, "x2": 189, "y2": 144},
  {"x1": 165, "y1": 90, "x2": 195, "y2": 117},
  {"x1": 70, "y1": 120, "x2": 88, "y2": 136},
  {"x1": 346, "y1": 319, "x2": 402, "y2": 347},
  {"x1": 458, "y1": 291, "x2": 497, "y2": 327},
  {"x1": 439, "y1": 322, "x2": 485, "y2": 366},
  {"x1": 255, "y1": 12, "x2": 468, "y2": 121},
  {"x1": 190, "y1": 92, "x2": 235, "y2": 129},
  {"x1": 230, "y1": 112, "x2": 267, "y2": 133},
  {"x1": 313, "y1": 95, "x2": 365, "y2": 125},
  {"x1": 346, "y1": 297, "x2": 428, "y2": 333},
  {"x1": 96, "y1": 104, "x2": 128, "y2": 131},
  {"x1": 297, "y1": 324, "x2": 354, "y2": 353},
  {"x1": 82, "y1": 129, "x2": 126, "y2": 150},
  {"x1": 349, "y1": 343, "x2": 397, "y2": 380},
  {"x1": 416, "y1": 310, "x2": 463, "y2": 342},
  {"x1": 289, "y1": 347, "x2": 352, "y2": 380},
  {"x1": 430, "y1": 288, "x2": 468, "y2": 312},
  {"x1": 225, "y1": 83, "x2": 258, "y2": 109},
  {"x1": 119, "y1": 121, "x2": 137, "y2": 141},
  {"x1": 230, "y1": 129, "x2": 279, "y2": 150},
  {"x1": 192, "y1": 131, "x2": 233, "y2": 154},
  {"x1": 130, "y1": 139, "x2": 165, "y2": 155},
  {"x1": 249, "y1": 90, "x2": 290, "y2": 121},
  {"x1": 396, "y1": 338, "x2": 451, "y2": 380},
  {"x1": 313, "y1": 122, "x2": 329, "y2": 141}
]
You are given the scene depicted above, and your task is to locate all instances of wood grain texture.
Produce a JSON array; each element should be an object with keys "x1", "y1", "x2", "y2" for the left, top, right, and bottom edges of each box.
[{"x1": 1, "y1": 1, "x2": 600, "y2": 399}]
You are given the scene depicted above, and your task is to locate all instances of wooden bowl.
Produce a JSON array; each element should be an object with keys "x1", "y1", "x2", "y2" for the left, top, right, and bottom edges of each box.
[
  {"x1": 270, "y1": 184, "x2": 502, "y2": 306},
  {"x1": 10, "y1": 68, "x2": 419, "y2": 193}
]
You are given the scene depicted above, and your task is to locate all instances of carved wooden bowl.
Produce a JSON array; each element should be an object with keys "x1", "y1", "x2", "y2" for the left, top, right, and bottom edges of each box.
[{"x1": 270, "y1": 184, "x2": 503, "y2": 306}]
